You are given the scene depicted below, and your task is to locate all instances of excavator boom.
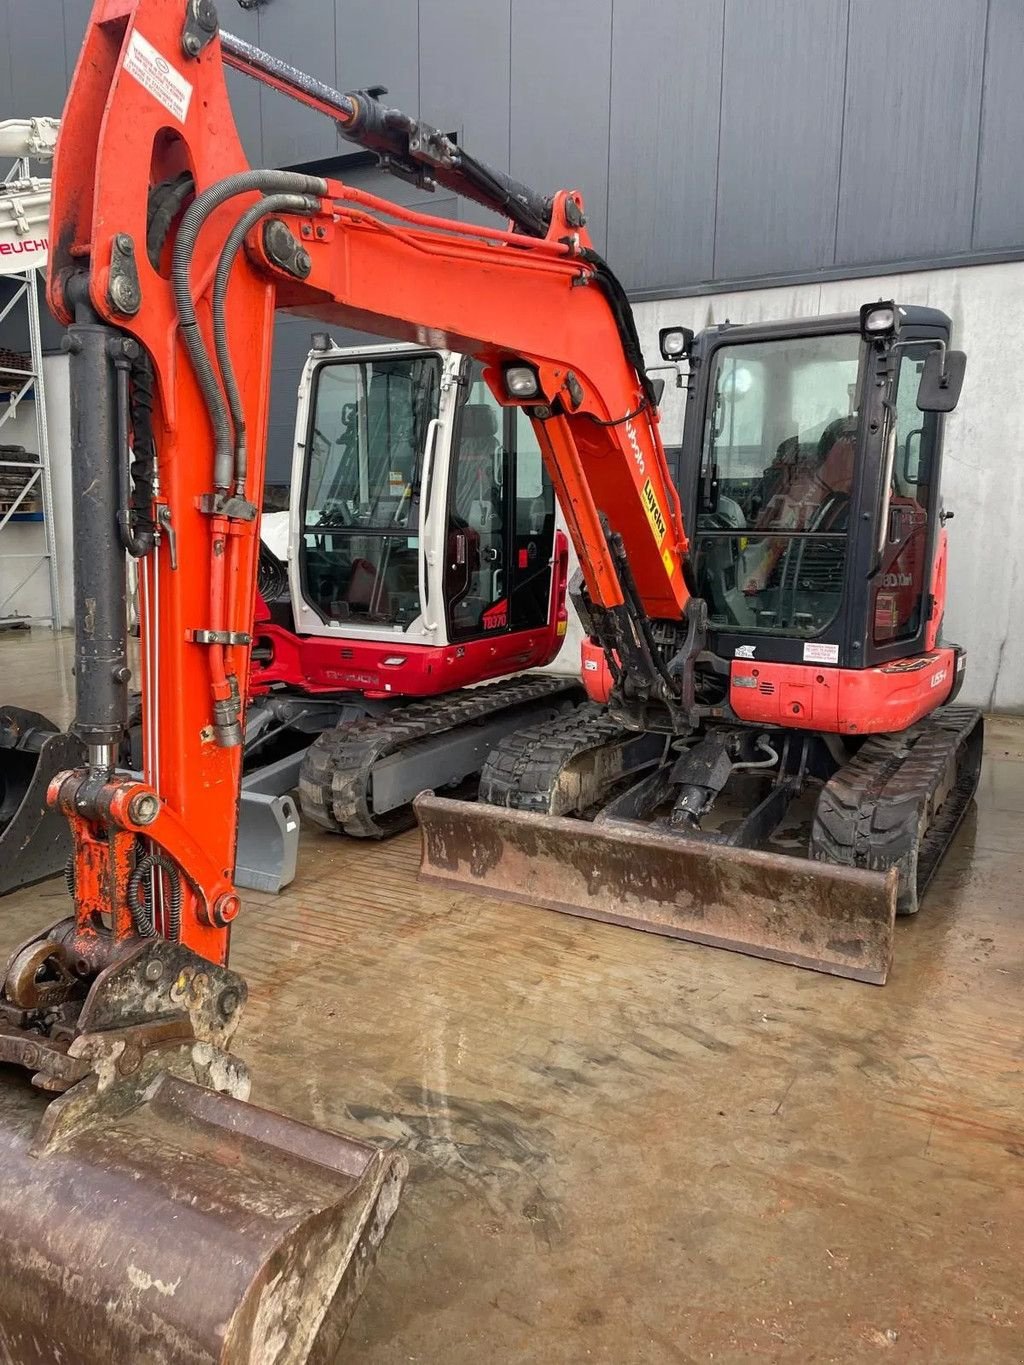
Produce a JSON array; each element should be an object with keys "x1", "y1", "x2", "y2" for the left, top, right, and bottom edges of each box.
[{"x1": 0, "y1": 1, "x2": 706, "y2": 1357}]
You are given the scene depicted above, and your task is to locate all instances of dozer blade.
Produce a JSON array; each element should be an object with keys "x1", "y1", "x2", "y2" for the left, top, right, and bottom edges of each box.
[
  {"x1": 415, "y1": 793, "x2": 899, "y2": 984},
  {"x1": 0, "y1": 1060, "x2": 406, "y2": 1364},
  {"x1": 0, "y1": 711, "x2": 82, "y2": 895}
]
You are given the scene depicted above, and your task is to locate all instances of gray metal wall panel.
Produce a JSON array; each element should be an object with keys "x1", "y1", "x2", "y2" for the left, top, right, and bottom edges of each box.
[
  {"x1": 836, "y1": 0, "x2": 987, "y2": 265},
  {"x1": 420, "y1": 0, "x2": 510, "y2": 172},
  {"x1": 222, "y1": 6, "x2": 263, "y2": 166},
  {"x1": 0, "y1": 4, "x2": 12, "y2": 123},
  {"x1": 607, "y1": 0, "x2": 723, "y2": 292},
  {"x1": 257, "y1": 3, "x2": 337, "y2": 167},
  {"x1": 6, "y1": 0, "x2": 70, "y2": 121},
  {"x1": 509, "y1": 0, "x2": 612, "y2": 254},
  {"x1": 972, "y1": 0, "x2": 1023, "y2": 251},
  {"x1": 61, "y1": 3, "x2": 89, "y2": 90},
  {"x1": 336, "y1": 0, "x2": 419, "y2": 115},
  {"x1": 715, "y1": 0, "x2": 846, "y2": 280},
  {"x1": 23, "y1": 2, "x2": 1024, "y2": 304}
]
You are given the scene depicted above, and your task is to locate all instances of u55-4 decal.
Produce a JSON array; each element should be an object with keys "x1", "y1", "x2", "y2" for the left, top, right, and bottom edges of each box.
[{"x1": 641, "y1": 478, "x2": 667, "y2": 542}]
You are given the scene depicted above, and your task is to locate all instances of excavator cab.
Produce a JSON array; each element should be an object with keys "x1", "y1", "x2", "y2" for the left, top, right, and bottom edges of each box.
[
  {"x1": 681, "y1": 306, "x2": 964, "y2": 679},
  {"x1": 421, "y1": 305, "x2": 981, "y2": 985},
  {"x1": 266, "y1": 342, "x2": 569, "y2": 688}
]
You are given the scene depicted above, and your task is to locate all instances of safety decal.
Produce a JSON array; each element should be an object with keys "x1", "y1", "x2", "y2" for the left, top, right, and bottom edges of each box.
[
  {"x1": 641, "y1": 479, "x2": 667, "y2": 543},
  {"x1": 802, "y1": 641, "x2": 839, "y2": 664},
  {"x1": 124, "y1": 30, "x2": 193, "y2": 124}
]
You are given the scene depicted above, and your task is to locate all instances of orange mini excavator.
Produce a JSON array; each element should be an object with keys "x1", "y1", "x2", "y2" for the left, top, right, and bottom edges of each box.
[{"x1": 0, "y1": 0, "x2": 710, "y2": 1356}]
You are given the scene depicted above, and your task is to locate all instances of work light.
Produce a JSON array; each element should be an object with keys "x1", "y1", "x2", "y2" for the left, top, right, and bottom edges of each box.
[{"x1": 503, "y1": 363, "x2": 541, "y2": 399}]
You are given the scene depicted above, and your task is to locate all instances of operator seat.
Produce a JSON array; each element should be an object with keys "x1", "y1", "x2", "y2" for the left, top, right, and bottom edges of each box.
[{"x1": 456, "y1": 403, "x2": 501, "y2": 527}]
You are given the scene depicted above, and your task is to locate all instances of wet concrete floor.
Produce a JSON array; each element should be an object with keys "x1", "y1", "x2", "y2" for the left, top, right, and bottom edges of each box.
[{"x1": 1, "y1": 630, "x2": 1022, "y2": 1362}]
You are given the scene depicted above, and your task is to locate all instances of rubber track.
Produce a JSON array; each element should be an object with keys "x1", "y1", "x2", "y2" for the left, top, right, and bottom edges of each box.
[
  {"x1": 810, "y1": 706, "x2": 983, "y2": 914},
  {"x1": 298, "y1": 675, "x2": 579, "y2": 838},
  {"x1": 478, "y1": 704, "x2": 637, "y2": 814}
]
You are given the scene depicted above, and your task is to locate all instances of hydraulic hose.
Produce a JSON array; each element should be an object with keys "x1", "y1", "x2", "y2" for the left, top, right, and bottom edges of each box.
[
  {"x1": 170, "y1": 169, "x2": 327, "y2": 491},
  {"x1": 128, "y1": 851, "x2": 182, "y2": 942},
  {"x1": 211, "y1": 191, "x2": 320, "y2": 493}
]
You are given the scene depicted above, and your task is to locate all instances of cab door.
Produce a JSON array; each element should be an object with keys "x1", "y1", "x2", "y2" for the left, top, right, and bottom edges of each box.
[
  {"x1": 443, "y1": 362, "x2": 556, "y2": 642},
  {"x1": 863, "y1": 339, "x2": 943, "y2": 664}
]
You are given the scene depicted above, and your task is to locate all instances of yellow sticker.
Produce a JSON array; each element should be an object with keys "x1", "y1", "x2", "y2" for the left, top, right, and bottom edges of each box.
[
  {"x1": 641, "y1": 478, "x2": 667, "y2": 543},
  {"x1": 663, "y1": 548, "x2": 675, "y2": 576}
]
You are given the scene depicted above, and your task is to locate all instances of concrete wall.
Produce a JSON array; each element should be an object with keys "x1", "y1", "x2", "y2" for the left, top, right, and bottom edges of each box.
[{"x1": 634, "y1": 260, "x2": 1024, "y2": 713}]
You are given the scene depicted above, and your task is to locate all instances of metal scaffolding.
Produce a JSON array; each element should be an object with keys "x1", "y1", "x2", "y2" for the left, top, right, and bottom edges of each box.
[{"x1": 0, "y1": 117, "x2": 61, "y2": 631}]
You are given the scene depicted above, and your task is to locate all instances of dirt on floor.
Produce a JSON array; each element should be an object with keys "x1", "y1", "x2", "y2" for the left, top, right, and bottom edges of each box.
[{"x1": 1, "y1": 631, "x2": 1022, "y2": 1363}]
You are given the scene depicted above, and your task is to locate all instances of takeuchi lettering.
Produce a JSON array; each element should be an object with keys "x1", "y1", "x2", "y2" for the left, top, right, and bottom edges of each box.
[{"x1": 0, "y1": 238, "x2": 47, "y2": 255}]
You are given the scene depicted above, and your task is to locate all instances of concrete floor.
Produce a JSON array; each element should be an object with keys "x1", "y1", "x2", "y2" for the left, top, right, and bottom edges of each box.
[{"x1": 1, "y1": 629, "x2": 1023, "y2": 1363}]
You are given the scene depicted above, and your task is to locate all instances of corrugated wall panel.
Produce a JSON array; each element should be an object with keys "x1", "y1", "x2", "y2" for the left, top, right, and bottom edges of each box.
[
  {"x1": 0, "y1": 4, "x2": 13, "y2": 123},
  {"x1": 14, "y1": 2, "x2": 1024, "y2": 309},
  {"x1": 222, "y1": 5, "x2": 263, "y2": 166},
  {"x1": 419, "y1": 0, "x2": 510, "y2": 172},
  {"x1": 336, "y1": 0, "x2": 419, "y2": 116},
  {"x1": 607, "y1": 0, "x2": 723, "y2": 292},
  {"x1": 61, "y1": 3, "x2": 89, "y2": 91},
  {"x1": 6, "y1": 0, "x2": 70, "y2": 121},
  {"x1": 715, "y1": 0, "x2": 847, "y2": 280},
  {"x1": 258, "y1": 3, "x2": 338, "y2": 167},
  {"x1": 836, "y1": 0, "x2": 987, "y2": 265},
  {"x1": 972, "y1": 0, "x2": 1022, "y2": 252},
  {"x1": 509, "y1": 0, "x2": 613, "y2": 254}
]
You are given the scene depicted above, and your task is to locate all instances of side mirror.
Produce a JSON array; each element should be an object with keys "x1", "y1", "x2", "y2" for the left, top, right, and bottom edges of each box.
[
  {"x1": 647, "y1": 375, "x2": 666, "y2": 406},
  {"x1": 916, "y1": 348, "x2": 966, "y2": 413},
  {"x1": 659, "y1": 326, "x2": 694, "y2": 362}
]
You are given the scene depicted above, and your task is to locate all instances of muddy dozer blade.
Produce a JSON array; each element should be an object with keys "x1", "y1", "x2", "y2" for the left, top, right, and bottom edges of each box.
[
  {"x1": 415, "y1": 793, "x2": 898, "y2": 984},
  {"x1": 0, "y1": 711, "x2": 82, "y2": 896},
  {"x1": 0, "y1": 1063, "x2": 406, "y2": 1364}
]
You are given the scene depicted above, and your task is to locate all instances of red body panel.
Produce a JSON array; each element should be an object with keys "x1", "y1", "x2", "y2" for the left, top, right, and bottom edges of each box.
[
  {"x1": 583, "y1": 635, "x2": 958, "y2": 735},
  {"x1": 926, "y1": 526, "x2": 948, "y2": 652},
  {"x1": 730, "y1": 650, "x2": 957, "y2": 734},
  {"x1": 251, "y1": 532, "x2": 570, "y2": 697},
  {"x1": 581, "y1": 635, "x2": 614, "y2": 704},
  {"x1": 251, "y1": 623, "x2": 563, "y2": 697}
]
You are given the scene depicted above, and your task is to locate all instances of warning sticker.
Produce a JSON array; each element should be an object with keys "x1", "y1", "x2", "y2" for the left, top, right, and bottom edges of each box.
[
  {"x1": 803, "y1": 641, "x2": 839, "y2": 664},
  {"x1": 123, "y1": 30, "x2": 193, "y2": 124},
  {"x1": 640, "y1": 478, "x2": 667, "y2": 543}
]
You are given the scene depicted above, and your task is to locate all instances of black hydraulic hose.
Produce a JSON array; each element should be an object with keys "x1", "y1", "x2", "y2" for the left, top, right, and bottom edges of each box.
[
  {"x1": 170, "y1": 169, "x2": 327, "y2": 492},
  {"x1": 113, "y1": 351, "x2": 152, "y2": 556},
  {"x1": 146, "y1": 171, "x2": 195, "y2": 270},
  {"x1": 578, "y1": 247, "x2": 658, "y2": 410},
  {"x1": 127, "y1": 851, "x2": 183, "y2": 942},
  {"x1": 211, "y1": 191, "x2": 320, "y2": 494}
]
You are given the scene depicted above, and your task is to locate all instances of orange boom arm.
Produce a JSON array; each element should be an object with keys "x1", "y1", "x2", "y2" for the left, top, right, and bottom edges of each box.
[{"x1": 47, "y1": 0, "x2": 698, "y2": 967}]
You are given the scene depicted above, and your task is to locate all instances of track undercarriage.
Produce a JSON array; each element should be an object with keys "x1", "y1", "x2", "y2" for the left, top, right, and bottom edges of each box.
[{"x1": 417, "y1": 703, "x2": 984, "y2": 984}]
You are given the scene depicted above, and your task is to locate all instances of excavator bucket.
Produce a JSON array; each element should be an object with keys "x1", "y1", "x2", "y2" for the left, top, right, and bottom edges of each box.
[
  {"x1": 415, "y1": 793, "x2": 899, "y2": 984},
  {"x1": 0, "y1": 707, "x2": 80, "y2": 895},
  {"x1": 0, "y1": 1067, "x2": 405, "y2": 1364},
  {"x1": 0, "y1": 935, "x2": 407, "y2": 1363}
]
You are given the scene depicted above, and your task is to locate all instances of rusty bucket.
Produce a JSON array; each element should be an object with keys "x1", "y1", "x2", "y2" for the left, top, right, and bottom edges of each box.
[
  {"x1": 0, "y1": 1060, "x2": 406, "y2": 1364},
  {"x1": 415, "y1": 793, "x2": 898, "y2": 983}
]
